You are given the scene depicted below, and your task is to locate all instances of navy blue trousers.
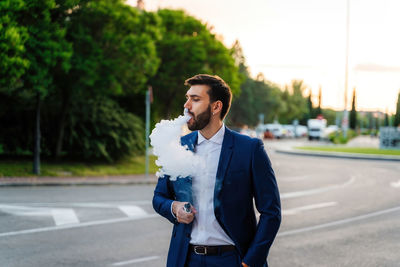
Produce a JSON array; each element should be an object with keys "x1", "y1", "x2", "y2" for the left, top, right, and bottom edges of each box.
[{"x1": 185, "y1": 249, "x2": 242, "y2": 267}]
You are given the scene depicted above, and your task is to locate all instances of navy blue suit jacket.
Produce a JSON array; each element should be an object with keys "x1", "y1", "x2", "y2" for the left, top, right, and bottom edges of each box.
[{"x1": 152, "y1": 127, "x2": 281, "y2": 267}]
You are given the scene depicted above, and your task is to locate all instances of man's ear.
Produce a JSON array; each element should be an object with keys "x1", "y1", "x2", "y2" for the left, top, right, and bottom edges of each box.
[{"x1": 212, "y1": 101, "x2": 223, "y2": 115}]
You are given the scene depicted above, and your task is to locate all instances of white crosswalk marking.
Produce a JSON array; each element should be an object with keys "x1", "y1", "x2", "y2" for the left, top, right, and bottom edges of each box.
[
  {"x1": 112, "y1": 256, "x2": 160, "y2": 266},
  {"x1": 118, "y1": 205, "x2": 148, "y2": 217},
  {"x1": 0, "y1": 201, "x2": 157, "y2": 238},
  {"x1": 0, "y1": 204, "x2": 48, "y2": 216},
  {"x1": 0, "y1": 204, "x2": 80, "y2": 226},
  {"x1": 283, "y1": 202, "x2": 338, "y2": 215},
  {"x1": 51, "y1": 208, "x2": 80, "y2": 225},
  {"x1": 390, "y1": 180, "x2": 400, "y2": 188},
  {"x1": 281, "y1": 176, "x2": 355, "y2": 199}
]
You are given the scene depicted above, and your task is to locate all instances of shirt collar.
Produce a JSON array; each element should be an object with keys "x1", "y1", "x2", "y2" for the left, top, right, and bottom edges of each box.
[{"x1": 197, "y1": 124, "x2": 225, "y2": 145}]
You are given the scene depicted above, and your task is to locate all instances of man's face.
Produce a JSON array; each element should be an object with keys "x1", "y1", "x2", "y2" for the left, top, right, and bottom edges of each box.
[{"x1": 184, "y1": 85, "x2": 213, "y2": 131}]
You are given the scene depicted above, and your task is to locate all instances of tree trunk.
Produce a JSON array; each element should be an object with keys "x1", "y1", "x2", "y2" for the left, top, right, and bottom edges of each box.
[
  {"x1": 54, "y1": 93, "x2": 69, "y2": 158},
  {"x1": 33, "y1": 92, "x2": 41, "y2": 175}
]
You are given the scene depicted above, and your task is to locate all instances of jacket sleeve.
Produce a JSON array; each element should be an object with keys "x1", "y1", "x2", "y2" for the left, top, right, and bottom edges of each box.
[
  {"x1": 152, "y1": 175, "x2": 177, "y2": 224},
  {"x1": 243, "y1": 139, "x2": 281, "y2": 267}
]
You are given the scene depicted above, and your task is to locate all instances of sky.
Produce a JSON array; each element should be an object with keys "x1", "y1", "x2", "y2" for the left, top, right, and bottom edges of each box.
[{"x1": 128, "y1": 0, "x2": 400, "y2": 114}]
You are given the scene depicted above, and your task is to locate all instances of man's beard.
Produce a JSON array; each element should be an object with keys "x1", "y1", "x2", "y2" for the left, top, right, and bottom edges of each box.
[{"x1": 187, "y1": 105, "x2": 212, "y2": 131}]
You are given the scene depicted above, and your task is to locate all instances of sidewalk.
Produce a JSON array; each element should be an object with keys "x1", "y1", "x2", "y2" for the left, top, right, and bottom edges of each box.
[
  {"x1": 275, "y1": 148, "x2": 400, "y2": 161},
  {"x1": 0, "y1": 174, "x2": 159, "y2": 187},
  {"x1": 346, "y1": 135, "x2": 379, "y2": 148},
  {"x1": 271, "y1": 136, "x2": 400, "y2": 162}
]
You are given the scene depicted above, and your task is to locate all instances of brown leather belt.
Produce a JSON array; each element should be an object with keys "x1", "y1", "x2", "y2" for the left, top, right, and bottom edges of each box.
[{"x1": 189, "y1": 244, "x2": 236, "y2": 255}]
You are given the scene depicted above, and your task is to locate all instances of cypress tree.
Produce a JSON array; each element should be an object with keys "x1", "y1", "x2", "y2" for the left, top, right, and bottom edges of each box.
[
  {"x1": 316, "y1": 87, "x2": 322, "y2": 116},
  {"x1": 308, "y1": 92, "x2": 313, "y2": 118},
  {"x1": 394, "y1": 91, "x2": 400, "y2": 127},
  {"x1": 384, "y1": 112, "x2": 389, "y2": 126},
  {"x1": 350, "y1": 87, "x2": 357, "y2": 130}
]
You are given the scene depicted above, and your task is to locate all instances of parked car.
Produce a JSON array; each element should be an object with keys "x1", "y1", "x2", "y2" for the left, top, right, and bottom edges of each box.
[
  {"x1": 324, "y1": 125, "x2": 339, "y2": 136},
  {"x1": 264, "y1": 129, "x2": 274, "y2": 139},
  {"x1": 282, "y1": 125, "x2": 295, "y2": 138},
  {"x1": 264, "y1": 124, "x2": 284, "y2": 139},
  {"x1": 307, "y1": 119, "x2": 327, "y2": 140},
  {"x1": 240, "y1": 128, "x2": 257, "y2": 138},
  {"x1": 295, "y1": 125, "x2": 308, "y2": 137}
]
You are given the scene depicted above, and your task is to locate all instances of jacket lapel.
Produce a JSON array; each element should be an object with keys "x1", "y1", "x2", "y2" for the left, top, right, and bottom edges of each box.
[
  {"x1": 214, "y1": 127, "x2": 234, "y2": 215},
  {"x1": 180, "y1": 131, "x2": 198, "y2": 152}
]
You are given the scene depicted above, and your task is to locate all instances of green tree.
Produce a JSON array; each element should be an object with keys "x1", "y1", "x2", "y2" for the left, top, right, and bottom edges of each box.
[
  {"x1": 350, "y1": 87, "x2": 357, "y2": 130},
  {"x1": 300, "y1": 91, "x2": 313, "y2": 125},
  {"x1": 384, "y1": 112, "x2": 389, "y2": 126},
  {"x1": 394, "y1": 91, "x2": 400, "y2": 127},
  {"x1": 316, "y1": 87, "x2": 322, "y2": 116},
  {"x1": 0, "y1": 0, "x2": 30, "y2": 91},
  {"x1": 228, "y1": 75, "x2": 281, "y2": 127},
  {"x1": 52, "y1": 0, "x2": 160, "y2": 158},
  {"x1": 0, "y1": 1, "x2": 30, "y2": 156},
  {"x1": 152, "y1": 9, "x2": 241, "y2": 119},
  {"x1": 278, "y1": 80, "x2": 308, "y2": 124},
  {"x1": 64, "y1": 97, "x2": 145, "y2": 161},
  {"x1": 367, "y1": 112, "x2": 373, "y2": 130},
  {"x1": 317, "y1": 108, "x2": 337, "y2": 125},
  {"x1": 231, "y1": 40, "x2": 248, "y2": 77},
  {"x1": 0, "y1": 0, "x2": 72, "y2": 174},
  {"x1": 227, "y1": 41, "x2": 281, "y2": 126}
]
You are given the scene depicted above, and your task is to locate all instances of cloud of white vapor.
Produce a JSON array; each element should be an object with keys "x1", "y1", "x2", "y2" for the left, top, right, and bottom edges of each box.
[{"x1": 150, "y1": 109, "x2": 203, "y2": 181}]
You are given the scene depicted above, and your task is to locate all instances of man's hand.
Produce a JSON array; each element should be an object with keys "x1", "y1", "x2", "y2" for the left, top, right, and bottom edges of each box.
[
  {"x1": 242, "y1": 262, "x2": 249, "y2": 267},
  {"x1": 172, "y1": 201, "x2": 197, "y2": 224}
]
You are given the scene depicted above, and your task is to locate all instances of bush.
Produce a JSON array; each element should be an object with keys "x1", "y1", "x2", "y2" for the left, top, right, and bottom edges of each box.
[
  {"x1": 0, "y1": 93, "x2": 35, "y2": 155},
  {"x1": 64, "y1": 97, "x2": 145, "y2": 161},
  {"x1": 328, "y1": 129, "x2": 357, "y2": 144}
]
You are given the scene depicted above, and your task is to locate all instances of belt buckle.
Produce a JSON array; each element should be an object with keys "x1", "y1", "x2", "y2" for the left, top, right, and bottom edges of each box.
[{"x1": 194, "y1": 246, "x2": 207, "y2": 255}]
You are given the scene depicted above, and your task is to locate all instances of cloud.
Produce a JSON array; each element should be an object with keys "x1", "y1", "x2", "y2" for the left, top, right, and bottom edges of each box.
[
  {"x1": 353, "y1": 63, "x2": 400, "y2": 72},
  {"x1": 256, "y1": 64, "x2": 318, "y2": 70}
]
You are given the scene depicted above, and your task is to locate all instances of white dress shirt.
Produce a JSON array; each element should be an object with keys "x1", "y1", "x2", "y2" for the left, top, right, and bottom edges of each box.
[{"x1": 190, "y1": 124, "x2": 234, "y2": 245}]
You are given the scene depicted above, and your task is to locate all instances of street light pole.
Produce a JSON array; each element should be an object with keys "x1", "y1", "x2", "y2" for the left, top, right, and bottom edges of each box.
[
  {"x1": 342, "y1": 0, "x2": 350, "y2": 138},
  {"x1": 145, "y1": 86, "x2": 152, "y2": 180}
]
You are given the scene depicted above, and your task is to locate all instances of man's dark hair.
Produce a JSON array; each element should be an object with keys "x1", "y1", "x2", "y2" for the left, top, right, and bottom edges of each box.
[{"x1": 184, "y1": 74, "x2": 232, "y2": 119}]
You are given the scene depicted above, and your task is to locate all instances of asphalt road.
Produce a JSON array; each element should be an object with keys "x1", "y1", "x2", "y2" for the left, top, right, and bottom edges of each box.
[{"x1": 1, "y1": 147, "x2": 399, "y2": 267}]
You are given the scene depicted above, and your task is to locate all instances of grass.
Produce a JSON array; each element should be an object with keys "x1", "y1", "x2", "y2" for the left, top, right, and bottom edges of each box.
[
  {"x1": 295, "y1": 146, "x2": 400, "y2": 156},
  {"x1": 0, "y1": 155, "x2": 159, "y2": 177}
]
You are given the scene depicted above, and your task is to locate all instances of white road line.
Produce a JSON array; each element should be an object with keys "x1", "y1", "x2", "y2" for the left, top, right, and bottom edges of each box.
[
  {"x1": 7, "y1": 201, "x2": 152, "y2": 207},
  {"x1": 281, "y1": 176, "x2": 355, "y2": 199},
  {"x1": 51, "y1": 209, "x2": 80, "y2": 226},
  {"x1": 283, "y1": 202, "x2": 337, "y2": 215},
  {"x1": 0, "y1": 214, "x2": 158, "y2": 238},
  {"x1": 278, "y1": 205, "x2": 400, "y2": 237},
  {"x1": 390, "y1": 180, "x2": 400, "y2": 188},
  {"x1": 111, "y1": 256, "x2": 160, "y2": 266},
  {"x1": 118, "y1": 205, "x2": 148, "y2": 217},
  {"x1": 280, "y1": 175, "x2": 312, "y2": 182}
]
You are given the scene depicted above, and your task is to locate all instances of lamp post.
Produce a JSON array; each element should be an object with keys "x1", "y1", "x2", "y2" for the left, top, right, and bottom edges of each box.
[
  {"x1": 145, "y1": 86, "x2": 152, "y2": 180},
  {"x1": 342, "y1": 0, "x2": 350, "y2": 138}
]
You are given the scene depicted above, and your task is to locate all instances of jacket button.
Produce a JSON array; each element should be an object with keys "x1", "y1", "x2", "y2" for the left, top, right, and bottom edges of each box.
[{"x1": 186, "y1": 233, "x2": 190, "y2": 238}]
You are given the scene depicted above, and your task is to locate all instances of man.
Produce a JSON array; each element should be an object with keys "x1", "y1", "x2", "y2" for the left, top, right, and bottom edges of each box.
[{"x1": 153, "y1": 74, "x2": 281, "y2": 267}]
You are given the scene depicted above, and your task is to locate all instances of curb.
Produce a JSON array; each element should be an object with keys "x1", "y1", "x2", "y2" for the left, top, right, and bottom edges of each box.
[
  {"x1": 0, "y1": 175, "x2": 158, "y2": 187},
  {"x1": 275, "y1": 149, "x2": 400, "y2": 162}
]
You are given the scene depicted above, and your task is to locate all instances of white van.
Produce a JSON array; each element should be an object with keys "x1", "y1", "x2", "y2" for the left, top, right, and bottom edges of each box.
[{"x1": 307, "y1": 119, "x2": 327, "y2": 140}]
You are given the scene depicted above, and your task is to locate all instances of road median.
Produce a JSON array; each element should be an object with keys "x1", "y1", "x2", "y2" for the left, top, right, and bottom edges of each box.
[{"x1": 275, "y1": 147, "x2": 400, "y2": 162}]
